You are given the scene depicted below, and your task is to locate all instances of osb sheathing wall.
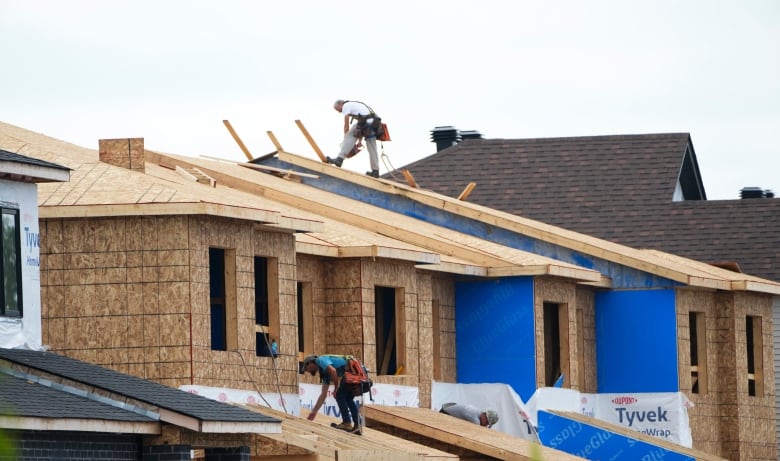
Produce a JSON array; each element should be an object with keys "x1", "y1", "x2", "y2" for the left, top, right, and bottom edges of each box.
[
  {"x1": 432, "y1": 275, "x2": 456, "y2": 384},
  {"x1": 297, "y1": 256, "x2": 437, "y2": 405},
  {"x1": 361, "y1": 259, "x2": 424, "y2": 391},
  {"x1": 677, "y1": 289, "x2": 777, "y2": 460},
  {"x1": 39, "y1": 214, "x2": 300, "y2": 395},
  {"x1": 295, "y1": 254, "x2": 330, "y2": 358},
  {"x1": 574, "y1": 286, "x2": 597, "y2": 393},
  {"x1": 188, "y1": 216, "x2": 299, "y2": 394},
  {"x1": 533, "y1": 276, "x2": 581, "y2": 390}
]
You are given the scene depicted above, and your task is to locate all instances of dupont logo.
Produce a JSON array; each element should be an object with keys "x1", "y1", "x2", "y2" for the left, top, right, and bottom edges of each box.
[{"x1": 612, "y1": 396, "x2": 637, "y2": 405}]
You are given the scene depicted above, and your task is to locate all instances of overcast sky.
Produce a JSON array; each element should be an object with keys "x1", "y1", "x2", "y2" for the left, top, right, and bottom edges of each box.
[{"x1": 2, "y1": 1, "x2": 778, "y2": 199}]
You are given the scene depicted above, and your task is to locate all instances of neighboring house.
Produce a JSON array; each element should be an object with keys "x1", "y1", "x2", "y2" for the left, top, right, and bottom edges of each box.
[
  {"x1": 393, "y1": 130, "x2": 780, "y2": 283},
  {"x1": 0, "y1": 348, "x2": 280, "y2": 461},
  {"x1": 387, "y1": 128, "x2": 780, "y2": 454},
  {"x1": 0, "y1": 149, "x2": 280, "y2": 461},
  {"x1": 0, "y1": 149, "x2": 69, "y2": 350},
  {"x1": 1, "y1": 120, "x2": 777, "y2": 460}
]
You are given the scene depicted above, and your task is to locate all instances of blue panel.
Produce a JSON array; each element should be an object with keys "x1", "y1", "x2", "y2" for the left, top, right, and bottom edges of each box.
[
  {"x1": 595, "y1": 290, "x2": 679, "y2": 392},
  {"x1": 537, "y1": 411, "x2": 694, "y2": 461},
  {"x1": 455, "y1": 277, "x2": 536, "y2": 401}
]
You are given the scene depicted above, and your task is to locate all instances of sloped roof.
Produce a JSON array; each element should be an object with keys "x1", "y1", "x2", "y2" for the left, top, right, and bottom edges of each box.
[
  {"x1": 0, "y1": 373, "x2": 155, "y2": 423},
  {"x1": 0, "y1": 121, "x2": 319, "y2": 233},
  {"x1": 0, "y1": 120, "x2": 601, "y2": 281},
  {"x1": 149, "y1": 150, "x2": 602, "y2": 282},
  {"x1": 390, "y1": 133, "x2": 780, "y2": 283},
  {"x1": 0, "y1": 348, "x2": 279, "y2": 431},
  {"x1": 0, "y1": 148, "x2": 70, "y2": 183},
  {"x1": 393, "y1": 133, "x2": 700, "y2": 210},
  {"x1": 274, "y1": 151, "x2": 780, "y2": 295}
]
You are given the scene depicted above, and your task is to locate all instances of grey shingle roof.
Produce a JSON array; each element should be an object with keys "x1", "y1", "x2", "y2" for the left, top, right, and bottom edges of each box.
[
  {"x1": 0, "y1": 374, "x2": 154, "y2": 422},
  {"x1": 0, "y1": 148, "x2": 71, "y2": 171},
  {"x1": 392, "y1": 133, "x2": 780, "y2": 282},
  {"x1": 0, "y1": 349, "x2": 279, "y2": 424}
]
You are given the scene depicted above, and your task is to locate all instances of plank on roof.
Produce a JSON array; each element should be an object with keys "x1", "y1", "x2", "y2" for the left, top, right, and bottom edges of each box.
[{"x1": 365, "y1": 405, "x2": 585, "y2": 461}]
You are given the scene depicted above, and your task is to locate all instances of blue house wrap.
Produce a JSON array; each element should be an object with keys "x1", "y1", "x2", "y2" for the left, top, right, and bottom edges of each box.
[
  {"x1": 537, "y1": 411, "x2": 694, "y2": 460},
  {"x1": 455, "y1": 277, "x2": 536, "y2": 401},
  {"x1": 596, "y1": 289, "x2": 679, "y2": 393}
]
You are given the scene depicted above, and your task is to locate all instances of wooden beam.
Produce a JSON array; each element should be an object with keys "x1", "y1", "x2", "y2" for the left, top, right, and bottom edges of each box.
[
  {"x1": 239, "y1": 162, "x2": 319, "y2": 180},
  {"x1": 175, "y1": 165, "x2": 198, "y2": 182},
  {"x1": 457, "y1": 182, "x2": 476, "y2": 201},
  {"x1": 294, "y1": 120, "x2": 327, "y2": 162},
  {"x1": 222, "y1": 120, "x2": 254, "y2": 161},
  {"x1": 267, "y1": 130, "x2": 285, "y2": 153},
  {"x1": 402, "y1": 170, "x2": 418, "y2": 188}
]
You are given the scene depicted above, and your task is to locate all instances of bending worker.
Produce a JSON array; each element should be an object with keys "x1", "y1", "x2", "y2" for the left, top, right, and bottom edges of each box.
[
  {"x1": 302, "y1": 355, "x2": 361, "y2": 433},
  {"x1": 326, "y1": 99, "x2": 383, "y2": 178},
  {"x1": 440, "y1": 402, "x2": 499, "y2": 428}
]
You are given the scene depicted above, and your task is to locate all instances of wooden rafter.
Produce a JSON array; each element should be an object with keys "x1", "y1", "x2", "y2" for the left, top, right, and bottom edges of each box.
[
  {"x1": 266, "y1": 130, "x2": 284, "y2": 153},
  {"x1": 458, "y1": 182, "x2": 476, "y2": 201},
  {"x1": 402, "y1": 169, "x2": 418, "y2": 188},
  {"x1": 294, "y1": 119, "x2": 327, "y2": 162},
  {"x1": 222, "y1": 120, "x2": 254, "y2": 161}
]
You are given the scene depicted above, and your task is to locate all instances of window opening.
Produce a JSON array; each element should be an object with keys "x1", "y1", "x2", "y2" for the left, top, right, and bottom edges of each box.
[
  {"x1": 1, "y1": 208, "x2": 22, "y2": 318},
  {"x1": 746, "y1": 315, "x2": 764, "y2": 397},
  {"x1": 254, "y1": 256, "x2": 279, "y2": 357},
  {"x1": 375, "y1": 286, "x2": 405, "y2": 375},
  {"x1": 297, "y1": 281, "x2": 313, "y2": 361},
  {"x1": 543, "y1": 302, "x2": 568, "y2": 387},
  {"x1": 432, "y1": 299, "x2": 441, "y2": 380},
  {"x1": 689, "y1": 311, "x2": 708, "y2": 394},
  {"x1": 209, "y1": 248, "x2": 227, "y2": 351}
]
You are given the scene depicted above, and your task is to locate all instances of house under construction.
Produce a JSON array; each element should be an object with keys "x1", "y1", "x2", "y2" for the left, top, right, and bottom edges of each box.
[{"x1": 0, "y1": 120, "x2": 776, "y2": 460}]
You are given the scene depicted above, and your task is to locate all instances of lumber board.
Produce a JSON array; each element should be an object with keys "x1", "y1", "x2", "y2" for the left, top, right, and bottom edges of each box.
[
  {"x1": 266, "y1": 131, "x2": 285, "y2": 153},
  {"x1": 223, "y1": 120, "x2": 254, "y2": 161},
  {"x1": 365, "y1": 405, "x2": 586, "y2": 461},
  {"x1": 457, "y1": 182, "x2": 476, "y2": 201},
  {"x1": 38, "y1": 202, "x2": 278, "y2": 223},
  {"x1": 244, "y1": 405, "x2": 452, "y2": 460},
  {"x1": 294, "y1": 120, "x2": 327, "y2": 162},
  {"x1": 402, "y1": 169, "x2": 418, "y2": 188},
  {"x1": 240, "y1": 162, "x2": 320, "y2": 179}
]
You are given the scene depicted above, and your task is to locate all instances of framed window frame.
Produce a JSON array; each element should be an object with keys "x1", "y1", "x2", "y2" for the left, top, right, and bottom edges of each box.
[{"x1": 1, "y1": 207, "x2": 23, "y2": 318}]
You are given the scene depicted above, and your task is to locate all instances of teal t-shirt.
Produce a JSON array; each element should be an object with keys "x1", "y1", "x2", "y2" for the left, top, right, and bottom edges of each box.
[{"x1": 314, "y1": 355, "x2": 348, "y2": 384}]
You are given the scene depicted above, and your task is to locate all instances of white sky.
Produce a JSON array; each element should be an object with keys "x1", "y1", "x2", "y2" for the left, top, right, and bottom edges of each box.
[{"x1": 1, "y1": 0, "x2": 778, "y2": 199}]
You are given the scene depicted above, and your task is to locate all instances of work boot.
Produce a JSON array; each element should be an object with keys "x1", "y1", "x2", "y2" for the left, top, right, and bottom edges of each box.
[
  {"x1": 349, "y1": 424, "x2": 362, "y2": 435},
  {"x1": 326, "y1": 156, "x2": 343, "y2": 167},
  {"x1": 366, "y1": 169, "x2": 379, "y2": 178},
  {"x1": 333, "y1": 422, "x2": 352, "y2": 431}
]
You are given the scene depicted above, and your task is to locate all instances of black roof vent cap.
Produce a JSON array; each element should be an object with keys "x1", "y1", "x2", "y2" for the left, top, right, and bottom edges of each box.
[
  {"x1": 740, "y1": 187, "x2": 767, "y2": 199},
  {"x1": 430, "y1": 126, "x2": 461, "y2": 152}
]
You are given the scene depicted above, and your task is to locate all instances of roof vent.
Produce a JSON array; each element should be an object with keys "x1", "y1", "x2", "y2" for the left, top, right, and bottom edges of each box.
[
  {"x1": 739, "y1": 187, "x2": 773, "y2": 199},
  {"x1": 459, "y1": 130, "x2": 483, "y2": 140},
  {"x1": 430, "y1": 126, "x2": 461, "y2": 152}
]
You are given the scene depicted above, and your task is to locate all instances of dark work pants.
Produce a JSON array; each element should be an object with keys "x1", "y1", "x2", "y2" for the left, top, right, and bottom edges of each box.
[{"x1": 336, "y1": 382, "x2": 359, "y2": 424}]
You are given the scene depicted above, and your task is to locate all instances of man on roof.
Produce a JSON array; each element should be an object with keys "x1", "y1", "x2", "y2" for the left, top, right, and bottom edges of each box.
[
  {"x1": 440, "y1": 402, "x2": 499, "y2": 429},
  {"x1": 326, "y1": 99, "x2": 385, "y2": 178},
  {"x1": 302, "y1": 354, "x2": 361, "y2": 433}
]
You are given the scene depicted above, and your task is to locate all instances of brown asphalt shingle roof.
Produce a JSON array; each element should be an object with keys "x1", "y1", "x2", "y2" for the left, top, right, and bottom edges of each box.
[{"x1": 393, "y1": 133, "x2": 780, "y2": 282}]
